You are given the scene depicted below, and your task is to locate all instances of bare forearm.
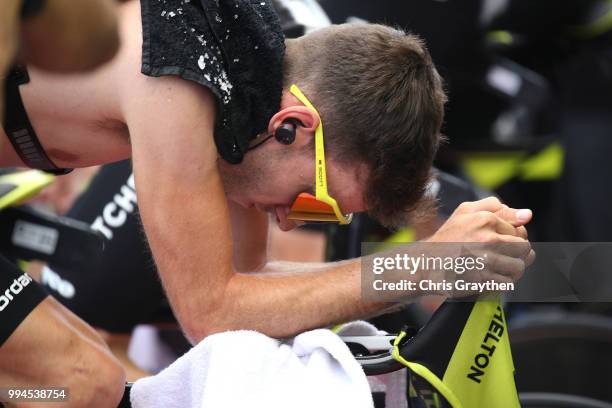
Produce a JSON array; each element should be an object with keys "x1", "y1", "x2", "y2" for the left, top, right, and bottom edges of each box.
[
  {"x1": 0, "y1": 298, "x2": 126, "y2": 407},
  {"x1": 142, "y1": 189, "x2": 401, "y2": 342},
  {"x1": 186, "y1": 259, "x2": 403, "y2": 341},
  {"x1": 257, "y1": 260, "x2": 331, "y2": 275}
]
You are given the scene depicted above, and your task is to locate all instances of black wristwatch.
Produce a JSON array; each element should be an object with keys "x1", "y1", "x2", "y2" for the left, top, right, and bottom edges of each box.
[{"x1": 21, "y1": 0, "x2": 46, "y2": 20}]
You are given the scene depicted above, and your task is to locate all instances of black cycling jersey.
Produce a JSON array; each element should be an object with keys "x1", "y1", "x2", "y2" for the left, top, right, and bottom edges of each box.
[
  {"x1": 42, "y1": 161, "x2": 173, "y2": 333},
  {"x1": 0, "y1": 255, "x2": 47, "y2": 345}
]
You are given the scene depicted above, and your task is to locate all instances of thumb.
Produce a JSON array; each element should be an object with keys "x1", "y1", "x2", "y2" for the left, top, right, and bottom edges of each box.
[{"x1": 495, "y1": 205, "x2": 533, "y2": 227}]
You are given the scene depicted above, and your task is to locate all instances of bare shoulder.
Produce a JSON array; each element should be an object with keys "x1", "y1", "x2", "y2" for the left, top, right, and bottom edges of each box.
[
  {"x1": 120, "y1": 3, "x2": 219, "y2": 175},
  {"x1": 116, "y1": 0, "x2": 216, "y2": 142},
  {"x1": 0, "y1": 0, "x2": 218, "y2": 169}
]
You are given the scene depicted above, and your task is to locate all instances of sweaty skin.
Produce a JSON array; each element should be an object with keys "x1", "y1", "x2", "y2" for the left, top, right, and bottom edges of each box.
[
  {"x1": 0, "y1": 297, "x2": 126, "y2": 408},
  {"x1": 1, "y1": 0, "x2": 118, "y2": 136},
  {"x1": 0, "y1": 0, "x2": 124, "y2": 403},
  {"x1": 0, "y1": 1, "x2": 533, "y2": 343}
]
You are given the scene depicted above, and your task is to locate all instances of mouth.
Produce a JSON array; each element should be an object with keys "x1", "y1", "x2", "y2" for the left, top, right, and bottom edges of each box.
[
  {"x1": 252, "y1": 204, "x2": 297, "y2": 229},
  {"x1": 274, "y1": 206, "x2": 285, "y2": 225}
]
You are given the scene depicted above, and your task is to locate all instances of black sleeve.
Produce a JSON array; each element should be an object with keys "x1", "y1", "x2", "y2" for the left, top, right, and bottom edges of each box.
[
  {"x1": 0, "y1": 255, "x2": 47, "y2": 345},
  {"x1": 41, "y1": 160, "x2": 170, "y2": 333}
]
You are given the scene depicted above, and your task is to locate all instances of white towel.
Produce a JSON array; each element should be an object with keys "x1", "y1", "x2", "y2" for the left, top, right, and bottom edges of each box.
[{"x1": 130, "y1": 328, "x2": 373, "y2": 408}]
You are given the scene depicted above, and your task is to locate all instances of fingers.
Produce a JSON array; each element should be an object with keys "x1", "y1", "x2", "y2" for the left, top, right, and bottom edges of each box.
[
  {"x1": 479, "y1": 237, "x2": 534, "y2": 288},
  {"x1": 516, "y1": 226, "x2": 528, "y2": 240},
  {"x1": 486, "y1": 254, "x2": 525, "y2": 281},
  {"x1": 495, "y1": 205, "x2": 533, "y2": 227},
  {"x1": 525, "y1": 248, "x2": 536, "y2": 267},
  {"x1": 456, "y1": 198, "x2": 533, "y2": 237},
  {"x1": 463, "y1": 239, "x2": 531, "y2": 271},
  {"x1": 456, "y1": 197, "x2": 533, "y2": 227},
  {"x1": 484, "y1": 228, "x2": 533, "y2": 264},
  {"x1": 456, "y1": 196, "x2": 504, "y2": 214},
  {"x1": 429, "y1": 197, "x2": 536, "y2": 299},
  {"x1": 471, "y1": 211, "x2": 528, "y2": 240},
  {"x1": 475, "y1": 211, "x2": 517, "y2": 236}
]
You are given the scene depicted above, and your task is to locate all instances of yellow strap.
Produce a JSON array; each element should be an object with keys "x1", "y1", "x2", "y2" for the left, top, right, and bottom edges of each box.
[
  {"x1": 330, "y1": 324, "x2": 345, "y2": 333},
  {"x1": 392, "y1": 331, "x2": 464, "y2": 408},
  {"x1": 286, "y1": 86, "x2": 329, "y2": 195},
  {"x1": 392, "y1": 299, "x2": 520, "y2": 408},
  {"x1": 289, "y1": 84, "x2": 350, "y2": 224}
]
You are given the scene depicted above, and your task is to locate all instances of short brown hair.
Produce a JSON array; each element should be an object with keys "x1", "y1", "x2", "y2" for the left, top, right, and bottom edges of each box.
[{"x1": 285, "y1": 24, "x2": 447, "y2": 228}]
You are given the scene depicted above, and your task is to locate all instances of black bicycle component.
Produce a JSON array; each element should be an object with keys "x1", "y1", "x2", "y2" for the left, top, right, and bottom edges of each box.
[
  {"x1": 0, "y1": 205, "x2": 104, "y2": 267},
  {"x1": 118, "y1": 383, "x2": 133, "y2": 408},
  {"x1": 353, "y1": 299, "x2": 478, "y2": 379},
  {"x1": 519, "y1": 392, "x2": 612, "y2": 408}
]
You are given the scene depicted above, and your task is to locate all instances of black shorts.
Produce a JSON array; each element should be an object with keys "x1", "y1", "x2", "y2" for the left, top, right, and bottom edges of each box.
[
  {"x1": 0, "y1": 255, "x2": 47, "y2": 346},
  {"x1": 41, "y1": 160, "x2": 174, "y2": 333}
]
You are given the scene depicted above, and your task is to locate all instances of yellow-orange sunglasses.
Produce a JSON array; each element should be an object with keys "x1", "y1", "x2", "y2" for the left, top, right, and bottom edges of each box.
[{"x1": 286, "y1": 85, "x2": 353, "y2": 225}]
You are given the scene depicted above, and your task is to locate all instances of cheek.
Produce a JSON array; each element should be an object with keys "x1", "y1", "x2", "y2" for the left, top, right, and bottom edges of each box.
[
  {"x1": 338, "y1": 185, "x2": 368, "y2": 214},
  {"x1": 255, "y1": 156, "x2": 309, "y2": 203},
  {"x1": 253, "y1": 179, "x2": 297, "y2": 204}
]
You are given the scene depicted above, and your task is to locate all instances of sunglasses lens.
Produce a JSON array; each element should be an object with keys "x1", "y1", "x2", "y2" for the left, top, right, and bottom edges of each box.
[{"x1": 287, "y1": 193, "x2": 340, "y2": 222}]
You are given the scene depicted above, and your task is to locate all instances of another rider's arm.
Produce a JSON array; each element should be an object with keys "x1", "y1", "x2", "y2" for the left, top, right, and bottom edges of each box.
[
  {"x1": 0, "y1": 297, "x2": 125, "y2": 407},
  {"x1": 20, "y1": 0, "x2": 119, "y2": 72}
]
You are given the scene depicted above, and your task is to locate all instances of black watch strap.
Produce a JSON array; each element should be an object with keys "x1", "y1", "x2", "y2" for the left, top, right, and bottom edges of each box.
[{"x1": 3, "y1": 65, "x2": 73, "y2": 175}]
